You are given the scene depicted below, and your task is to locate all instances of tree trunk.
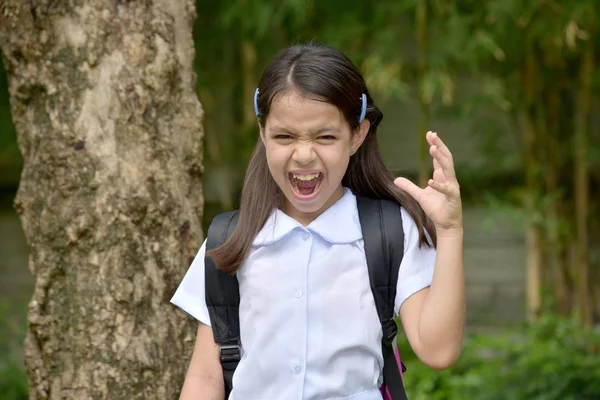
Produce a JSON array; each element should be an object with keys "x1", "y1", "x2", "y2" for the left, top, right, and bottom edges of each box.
[
  {"x1": 416, "y1": 0, "x2": 430, "y2": 187},
  {"x1": 241, "y1": 39, "x2": 257, "y2": 130},
  {"x1": 535, "y1": 96, "x2": 555, "y2": 314},
  {"x1": 545, "y1": 84, "x2": 570, "y2": 315},
  {"x1": 0, "y1": 2, "x2": 203, "y2": 399},
  {"x1": 523, "y1": 39, "x2": 543, "y2": 323},
  {"x1": 573, "y1": 22, "x2": 594, "y2": 327}
]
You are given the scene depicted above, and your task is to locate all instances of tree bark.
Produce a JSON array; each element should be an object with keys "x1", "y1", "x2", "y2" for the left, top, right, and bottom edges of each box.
[
  {"x1": 0, "y1": 1, "x2": 203, "y2": 399},
  {"x1": 241, "y1": 39, "x2": 257, "y2": 130},
  {"x1": 573, "y1": 20, "x2": 594, "y2": 327},
  {"x1": 523, "y1": 37, "x2": 543, "y2": 323},
  {"x1": 416, "y1": 0, "x2": 430, "y2": 188},
  {"x1": 546, "y1": 86, "x2": 570, "y2": 315}
]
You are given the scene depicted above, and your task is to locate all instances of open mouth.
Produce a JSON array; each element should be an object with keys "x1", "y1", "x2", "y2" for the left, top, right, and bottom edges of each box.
[{"x1": 288, "y1": 172, "x2": 324, "y2": 198}]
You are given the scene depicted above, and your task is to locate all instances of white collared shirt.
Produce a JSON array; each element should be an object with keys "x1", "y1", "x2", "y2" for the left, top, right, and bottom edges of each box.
[{"x1": 171, "y1": 188, "x2": 436, "y2": 400}]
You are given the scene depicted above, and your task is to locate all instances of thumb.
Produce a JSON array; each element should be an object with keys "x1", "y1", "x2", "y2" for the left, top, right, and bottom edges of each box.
[{"x1": 394, "y1": 177, "x2": 422, "y2": 201}]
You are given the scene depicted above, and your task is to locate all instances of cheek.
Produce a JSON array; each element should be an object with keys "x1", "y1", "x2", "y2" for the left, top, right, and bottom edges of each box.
[
  {"x1": 264, "y1": 145, "x2": 288, "y2": 177},
  {"x1": 323, "y1": 147, "x2": 350, "y2": 177}
]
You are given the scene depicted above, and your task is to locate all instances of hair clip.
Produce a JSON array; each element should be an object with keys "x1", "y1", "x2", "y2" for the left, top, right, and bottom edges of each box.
[
  {"x1": 254, "y1": 88, "x2": 261, "y2": 117},
  {"x1": 358, "y1": 93, "x2": 367, "y2": 124}
]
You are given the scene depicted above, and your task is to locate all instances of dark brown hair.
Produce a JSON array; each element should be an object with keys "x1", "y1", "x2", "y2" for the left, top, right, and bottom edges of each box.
[{"x1": 209, "y1": 43, "x2": 436, "y2": 274}]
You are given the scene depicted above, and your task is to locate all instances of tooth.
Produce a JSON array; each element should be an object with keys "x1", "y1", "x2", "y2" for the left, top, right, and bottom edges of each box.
[{"x1": 293, "y1": 173, "x2": 319, "y2": 181}]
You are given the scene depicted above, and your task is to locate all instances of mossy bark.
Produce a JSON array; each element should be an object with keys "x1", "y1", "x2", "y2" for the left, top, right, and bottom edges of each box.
[{"x1": 0, "y1": 1, "x2": 203, "y2": 398}]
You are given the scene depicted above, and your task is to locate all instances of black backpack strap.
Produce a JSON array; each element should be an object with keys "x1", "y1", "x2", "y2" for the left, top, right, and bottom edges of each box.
[
  {"x1": 356, "y1": 196, "x2": 408, "y2": 400},
  {"x1": 204, "y1": 211, "x2": 240, "y2": 398}
]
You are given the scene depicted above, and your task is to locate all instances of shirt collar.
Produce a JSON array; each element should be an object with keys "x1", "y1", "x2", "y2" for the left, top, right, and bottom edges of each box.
[{"x1": 252, "y1": 187, "x2": 362, "y2": 246}]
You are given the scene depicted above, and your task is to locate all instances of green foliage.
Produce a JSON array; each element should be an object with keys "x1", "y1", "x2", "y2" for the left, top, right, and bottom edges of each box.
[
  {"x1": 0, "y1": 363, "x2": 27, "y2": 400},
  {"x1": 397, "y1": 316, "x2": 600, "y2": 400},
  {"x1": 0, "y1": 53, "x2": 19, "y2": 160},
  {"x1": 0, "y1": 301, "x2": 28, "y2": 400}
]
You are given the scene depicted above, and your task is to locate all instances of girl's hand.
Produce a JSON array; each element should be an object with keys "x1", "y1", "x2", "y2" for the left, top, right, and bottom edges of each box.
[{"x1": 394, "y1": 131, "x2": 462, "y2": 235}]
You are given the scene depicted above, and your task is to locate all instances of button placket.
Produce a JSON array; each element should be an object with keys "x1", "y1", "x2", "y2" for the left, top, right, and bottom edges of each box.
[{"x1": 290, "y1": 230, "x2": 311, "y2": 391}]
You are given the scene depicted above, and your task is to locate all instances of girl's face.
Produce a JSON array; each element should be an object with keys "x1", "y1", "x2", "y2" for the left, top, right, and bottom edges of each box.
[{"x1": 261, "y1": 90, "x2": 369, "y2": 225}]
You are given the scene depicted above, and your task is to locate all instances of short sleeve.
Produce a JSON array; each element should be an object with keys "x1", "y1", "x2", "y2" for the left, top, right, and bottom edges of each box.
[
  {"x1": 394, "y1": 208, "x2": 437, "y2": 314},
  {"x1": 170, "y1": 239, "x2": 211, "y2": 326}
]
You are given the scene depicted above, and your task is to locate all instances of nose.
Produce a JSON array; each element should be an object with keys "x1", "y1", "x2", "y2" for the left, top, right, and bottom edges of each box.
[{"x1": 292, "y1": 140, "x2": 316, "y2": 165}]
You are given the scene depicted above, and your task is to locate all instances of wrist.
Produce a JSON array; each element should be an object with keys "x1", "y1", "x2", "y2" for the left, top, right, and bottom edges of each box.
[{"x1": 435, "y1": 226, "x2": 463, "y2": 239}]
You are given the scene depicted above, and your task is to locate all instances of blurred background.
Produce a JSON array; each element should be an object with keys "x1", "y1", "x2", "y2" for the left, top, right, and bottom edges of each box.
[{"x1": 1, "y1": 0, "x2": 600, "y2": 399}]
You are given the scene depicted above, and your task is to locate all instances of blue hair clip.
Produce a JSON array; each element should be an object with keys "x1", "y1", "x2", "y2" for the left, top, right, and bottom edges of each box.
[
  {"x1": 358, "y1": 93, "x2": 367, "y2": 124},
  {"x1": 254, "y1": 88, "x2": 261, "y2": 117}
]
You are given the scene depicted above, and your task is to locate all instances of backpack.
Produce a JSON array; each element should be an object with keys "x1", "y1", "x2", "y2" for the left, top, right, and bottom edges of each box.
[{"x1": 204, "y1": 196, "x2": 408, "y2": 400}]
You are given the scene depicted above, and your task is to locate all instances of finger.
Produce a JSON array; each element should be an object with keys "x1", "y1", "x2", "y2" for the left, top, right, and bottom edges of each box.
[
  {"x1": 428, "y1": 131, "x2": 455, "y2": 168},
  {"x1": 428, "y1": 179, "x2": 460, "y2": 198},
  {"x1": 426, "y1": 131, "x2": 452, "y2": 158},
  {"x1": 430, "y1": 144, "x2": 456, "y2": 181},
  {"x1": 394, "y1": 177, "x2": 423, "y2": 201},
  {"x1": 432, "y1": 164, "x2": 446, "y2": 182},
  {"x1": 433, "y1": 156, "x2": 442, "y2": 172},
  {"x1": 431, "y1": 153, "x2": 448, "y2": 183}
]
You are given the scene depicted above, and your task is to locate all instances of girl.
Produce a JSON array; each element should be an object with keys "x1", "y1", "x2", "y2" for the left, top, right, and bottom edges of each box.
[{"x1": 171, "y1": 43, "x2": 465, "y2": 400}]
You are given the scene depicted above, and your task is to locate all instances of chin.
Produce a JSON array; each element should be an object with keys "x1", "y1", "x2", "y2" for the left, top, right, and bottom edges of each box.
[
  {"x1": 281, "y1": 184, "x2": 340, "y2": 218},
  {"x1": 291, "y1": 200, "x2": 328, "y2": 215}
]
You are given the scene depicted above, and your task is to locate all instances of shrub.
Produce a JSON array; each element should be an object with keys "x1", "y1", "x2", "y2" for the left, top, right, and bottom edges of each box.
[
  {"x1": 0, "y1": 301, "x2": 27, "y2": 400},
  {"x1": 398, "y1": 315, "x2": 600, "y2": 400}
]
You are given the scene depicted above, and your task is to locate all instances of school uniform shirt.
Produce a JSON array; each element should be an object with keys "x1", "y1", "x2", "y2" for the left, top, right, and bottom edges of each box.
[{"x1": 171, "y1": 187, "x2": 436, "y2": 400}]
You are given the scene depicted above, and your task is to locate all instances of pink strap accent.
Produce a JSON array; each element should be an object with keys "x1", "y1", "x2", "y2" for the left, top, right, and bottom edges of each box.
[
  {"x1": 379, "y1": 340, "x2": 404, "y2": 398},
  {"x1": 379, "y1": 385, "x2": 393, "y2": 400},
  {"x1": 393, "y1": 341, "x2": 404, "y2": 384}
]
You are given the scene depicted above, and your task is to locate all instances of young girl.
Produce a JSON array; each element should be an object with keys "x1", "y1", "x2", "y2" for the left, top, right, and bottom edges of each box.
[{"x1": 171, "y1": 43, "x2": 465, "y2": 400}]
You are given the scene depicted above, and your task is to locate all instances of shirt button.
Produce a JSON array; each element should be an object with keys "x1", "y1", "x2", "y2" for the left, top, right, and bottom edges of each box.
[
  {"x1": 295, "y1": 290, "x2": 303, "y2": 298},
  {"x1": 302, "y1": 232, "x2": 310, "y2": 241},
  {"x1": 294, "y1": 365, "x2": 302, "y2": 374}
]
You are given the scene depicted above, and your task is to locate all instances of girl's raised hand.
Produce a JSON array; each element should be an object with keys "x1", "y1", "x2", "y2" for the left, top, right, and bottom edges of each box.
[{"x1": 394, "y1": 131, "x2": 462, "y2": 235}]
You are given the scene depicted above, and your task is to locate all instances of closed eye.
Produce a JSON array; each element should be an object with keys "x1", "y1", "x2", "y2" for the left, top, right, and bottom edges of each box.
[
  {"x1": 318, "y1": 135, "x2": 336, "y2": 141},
  {"x1": 274, "y1": 134, "x2": 293, "y2": 140}
]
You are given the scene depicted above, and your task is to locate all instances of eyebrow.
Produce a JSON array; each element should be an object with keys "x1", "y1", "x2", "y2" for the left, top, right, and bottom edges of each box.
[{"x1": 269, "y1": 126, "x2": 341, "y2": 135}]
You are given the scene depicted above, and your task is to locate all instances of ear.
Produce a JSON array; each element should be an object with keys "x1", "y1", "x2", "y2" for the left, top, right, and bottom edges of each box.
[{"x1": 350, "y1": 119, "x2": 370, "y2": 155}]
